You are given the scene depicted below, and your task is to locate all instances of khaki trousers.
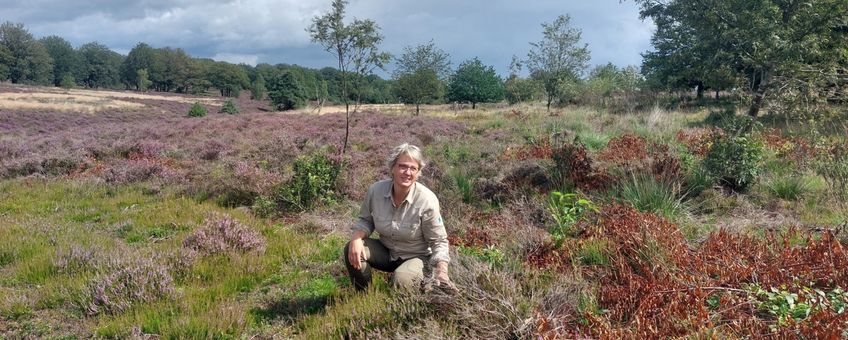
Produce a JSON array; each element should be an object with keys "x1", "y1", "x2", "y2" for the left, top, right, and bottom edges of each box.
[{"x1": 343, "y1": 238, "x2": 427, "y2": 290}]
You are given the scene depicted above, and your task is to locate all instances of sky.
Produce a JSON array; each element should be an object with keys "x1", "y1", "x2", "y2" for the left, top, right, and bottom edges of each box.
[{"x1": 0, "y1": 0, "x2": 655, "y2": 77}]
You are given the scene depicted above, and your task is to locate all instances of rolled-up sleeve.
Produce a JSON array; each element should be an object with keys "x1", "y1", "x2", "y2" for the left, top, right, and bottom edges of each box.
[
  {"x1": 352, "y1": 187, "x2": 375, "y2": 237},
  {"x1": 421, "y1": 202, "x2": 450, "y2": 265}
]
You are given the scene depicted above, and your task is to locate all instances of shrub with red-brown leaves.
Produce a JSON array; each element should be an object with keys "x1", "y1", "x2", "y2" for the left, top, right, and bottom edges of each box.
[
  {"x1": 675, "y1": 128, "x2": 722, "y2": 157},
  {"x1": 551, "y1": 142, "x2": 611, "y2": 191},
  {"x1": 532, "y1": 203, "x2": 848, "y2": 338},
  {"x1": 499, "y1": 137, "x2": 553, "y2": 161},
  {"x1": 599, "y1": 134, "x2": 648, "y2": 164}
]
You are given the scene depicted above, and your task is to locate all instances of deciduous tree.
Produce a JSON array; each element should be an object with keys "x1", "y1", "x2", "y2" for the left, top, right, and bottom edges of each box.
[
  {"x1": 393, "y1": 68, "x2": 442, "y2": 115},
  {"x1": 0, "y1": 22, "x2": 53, "y2": 85},
  {"x1": 525, "y1": 15, "x2": 590, "y2": 110},
  {"x1": 635, "y1": 0, "x2": 848, "y2": 117},
  {"x1": 447, "y1": 58, "x2": 505, "y2": 109},
  {"x1": 40, "y1": 36, "x2": 81, "y2": 87}
]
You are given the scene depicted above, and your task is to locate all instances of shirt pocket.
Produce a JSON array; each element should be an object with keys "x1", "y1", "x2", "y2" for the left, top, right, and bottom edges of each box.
[
  {"x1": 399, "y1": 219, "x2": 422, "y2": 241},
  {"x1": 373, "y1": 217, "x2": 393, "y2": 235}
]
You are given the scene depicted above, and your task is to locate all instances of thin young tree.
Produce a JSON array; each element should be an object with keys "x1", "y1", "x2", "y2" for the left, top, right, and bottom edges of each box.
[
  {"x1": 308, "y1": 0, "x2": 389, "y2": 154},
  {"x1": 525, "y1": 15, "x2": 590, "y2": 111}
]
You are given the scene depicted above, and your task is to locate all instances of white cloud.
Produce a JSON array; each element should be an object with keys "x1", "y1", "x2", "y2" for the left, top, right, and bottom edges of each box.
[{"x1": 213, "y1": 53, "x2": 260, "y2": 66}]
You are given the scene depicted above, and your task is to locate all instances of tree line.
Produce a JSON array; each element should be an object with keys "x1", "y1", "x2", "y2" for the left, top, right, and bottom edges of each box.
[{"x1": 3, "y1": 0, "x2": 845, "y2": 119}]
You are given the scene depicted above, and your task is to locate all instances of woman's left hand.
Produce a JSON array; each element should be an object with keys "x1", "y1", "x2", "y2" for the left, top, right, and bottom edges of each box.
[{"x1": 435, "y1": 261, "x2": 458, "y2": 292}]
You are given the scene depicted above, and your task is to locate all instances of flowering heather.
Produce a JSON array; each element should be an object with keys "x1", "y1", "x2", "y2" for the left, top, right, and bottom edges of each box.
[
  {"x1": 0, "y1": 102, "x2": 467, "y2": 205},
  {"x1": 82, "y1": 257, "x2": 175, "y2": 316},
  {"x1": 53, "y1": 244, "x2": 99, "y2": 274},
  {"x1": 182, "y1": 213, "x2": 266, "y2": 255}
]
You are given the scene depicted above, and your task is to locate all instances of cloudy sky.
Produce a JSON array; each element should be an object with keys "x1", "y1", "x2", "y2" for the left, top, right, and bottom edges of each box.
[{"x1": 1, "y1": 0, "x2": 655, "y2": 77}]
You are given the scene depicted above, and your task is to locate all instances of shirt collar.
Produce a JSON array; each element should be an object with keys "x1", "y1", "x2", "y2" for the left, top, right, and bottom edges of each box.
[{"x1": 383, "y1": 181, "x2": 416, "y2": 205}]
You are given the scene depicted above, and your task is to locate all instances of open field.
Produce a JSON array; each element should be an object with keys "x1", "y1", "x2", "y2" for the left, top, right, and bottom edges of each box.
[{"x1": 1, "y1": 85, "x2": 847, "y2": 338}]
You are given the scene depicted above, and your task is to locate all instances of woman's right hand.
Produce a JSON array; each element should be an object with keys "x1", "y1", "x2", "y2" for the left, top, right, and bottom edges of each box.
[{"x1": 348, "y1": 238, "x2": 365, "y2": 269}]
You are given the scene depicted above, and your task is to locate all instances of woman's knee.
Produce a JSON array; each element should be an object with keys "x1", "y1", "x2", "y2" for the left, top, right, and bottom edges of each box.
[{"x1": 392, "y1": 258, "x2": 424, "y2": 289}]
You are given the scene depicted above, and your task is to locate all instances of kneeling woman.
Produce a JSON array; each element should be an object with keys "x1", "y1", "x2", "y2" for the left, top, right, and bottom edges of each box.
[{"x1": 344, "y1": 143, "x2": 454, "y2": 290}]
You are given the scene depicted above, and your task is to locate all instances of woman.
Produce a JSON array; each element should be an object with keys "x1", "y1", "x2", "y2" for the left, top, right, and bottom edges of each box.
[{"x1": 344, "y1": 143, "x2": 455, "y2": 291}]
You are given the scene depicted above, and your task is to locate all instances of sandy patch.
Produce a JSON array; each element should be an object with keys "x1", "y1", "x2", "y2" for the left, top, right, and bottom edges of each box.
[{"x1": 0, "y1": 85, "x2": 221, "y2": 113}]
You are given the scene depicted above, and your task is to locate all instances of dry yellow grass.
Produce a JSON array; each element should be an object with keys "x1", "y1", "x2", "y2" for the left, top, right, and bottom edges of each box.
[{"x1": 0, "y1": 85, "x2": 221, "y2": 112}]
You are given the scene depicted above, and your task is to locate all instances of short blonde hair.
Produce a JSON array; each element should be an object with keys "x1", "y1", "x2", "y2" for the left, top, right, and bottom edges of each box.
[{"x1": 385, "y1": 143, "x2": 426, "y2": 174}]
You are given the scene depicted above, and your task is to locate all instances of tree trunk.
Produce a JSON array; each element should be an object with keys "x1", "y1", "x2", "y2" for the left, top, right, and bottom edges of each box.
[
  {"x1": 415, "y1": 103, "x2": 420, "y2": 115},
  {"x1": 472, "y1": 102, "x2": 476, "y2": 109},
  {"x1": 715, "y1": 89, "x2": 720, "y2": 100},
  {"x1": 696, "y1": 84, "x2": 704, "y2": 100},
  {"x1": 747, "y1": 70, "x2": 767, "y2": 117}
]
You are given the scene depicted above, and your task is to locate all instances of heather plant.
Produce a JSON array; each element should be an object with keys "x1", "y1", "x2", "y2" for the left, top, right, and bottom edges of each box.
[
  {"x1": 219, "y1": 99, "x2": 239, "y2": 114},
  {"x1": 182, "y1": 213, "x2": 267, "y2": 256},
  {"x1": 53, "y1": 244, "x2": 99, "y2": 274},
  {"x1": 81, "y1": 257, "x2": 176, "y2": 315},
  {"x1": 703, "y1": 134, "x2": 764, "y2": 192},
  {"x1": 187, "y1": 101, "x2": 207, "y2": 117}
]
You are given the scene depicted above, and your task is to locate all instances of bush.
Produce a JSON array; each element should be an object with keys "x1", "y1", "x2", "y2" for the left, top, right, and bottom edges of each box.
[
  {"x1": 219, "y1": 99, "x2": 239, "y2": 114},
  {"x1": 766, "y1": 174, "x2": 808, "y2": 201},
  {"x1": 703, "y1": 135, "x2": 763, "y2": 192},
  {"x1": 182, "y1": 214, "x2": 266, "y2": 256},
  {"x1": 82, "y1": 258, "x2": 175, "y2": 315},
  {"x1": 278, "y1": 153, "x2": 340, "y2": 212},
  {"x1": 187, "y1": 102, "x2": 207, "y2": 117},
  {"x1": 60, "y1": 72, "x2": 75, "y2": 89},
  {"x1": 704, "y1": 108, "x2": 756, "y2": 135}
]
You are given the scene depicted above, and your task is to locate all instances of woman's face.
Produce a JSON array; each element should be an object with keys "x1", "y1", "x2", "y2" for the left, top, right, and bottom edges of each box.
[{"x1": 392, "y1": 153, "x2": 420, "y2": 191}]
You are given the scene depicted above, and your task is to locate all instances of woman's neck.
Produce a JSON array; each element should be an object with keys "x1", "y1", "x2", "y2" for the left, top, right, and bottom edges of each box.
[{"x1": 392, "y1": 183, "x2": 412, "y2": 205}]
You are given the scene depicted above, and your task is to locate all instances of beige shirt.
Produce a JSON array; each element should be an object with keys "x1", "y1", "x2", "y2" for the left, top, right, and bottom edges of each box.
[{"x1": 353, "y1": 179, "x2": 450, "y2": 265}]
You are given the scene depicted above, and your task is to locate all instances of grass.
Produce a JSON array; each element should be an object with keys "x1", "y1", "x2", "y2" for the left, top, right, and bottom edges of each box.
[{"x1": 611, "y1": 173, "x2": 690, "y2": 221}]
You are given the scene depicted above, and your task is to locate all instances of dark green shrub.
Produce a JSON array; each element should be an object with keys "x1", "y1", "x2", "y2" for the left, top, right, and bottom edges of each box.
[
  {"x1": 278, "y1": 154, "x2": 340, "y2": 212},
  {"x1": 187, "y1": 102, "x2": 207, "y2": 117},
  {"x1": 703, "y1": 135, "x2": 764, "y2": 192},
  {"x1": 219, "y1": 99, "x2": 239, "y2": 114},
  {"x1": 267, "y1": 71, "x2": 307, "y2": 111}
]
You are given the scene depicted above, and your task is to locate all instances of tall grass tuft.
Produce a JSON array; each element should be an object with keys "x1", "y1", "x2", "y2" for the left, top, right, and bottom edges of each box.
[
  {"x1": 766, "y1": 174, "x2": 808, "y2": 201},
  {"x1": 614, "y1": 173, "x2": 689, "y2": 221}
]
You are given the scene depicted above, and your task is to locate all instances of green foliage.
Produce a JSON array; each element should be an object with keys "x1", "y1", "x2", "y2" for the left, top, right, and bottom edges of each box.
[
  {"x1": 749, "y1": 284, "x2": 848, "y2": 330},
  {"x1": 267, "y1": 71, "x2": 307, "y2": 111},
  {"x1": 547, "y1": 192, "x2": 598, "y2": 245},
  {"x1": 78, "y1": 41, "x2": 122, "y2": 89},
  {"x1": 278, "y1": 154, "x2": 340, "y2": 212},
  {"x1": 208, "y1": 61, "x2": 250, "y2": 97},
  {"x1": 219, "y1": 99, "x2": 239, "y2": 114},
  {"x1": 0, "y1": 22, "x2": 54, "y2": 85},
  {"x1": 446, "y1": 57, "x2": 505, "y2": 109},
  {"x1": 392, "y1": 40, "x2": 452, "y2": 81},
  {"x1": 187, "y1": 102, "x2": 207, "y2": 117},
  {"x1": 59, "y1": 72, "x2": 75, "y2": 89},
  {"x1": 703, "y1": 135, "x2": 764, "y2": 192},
  {"x1": 392, "y1": 68, "x2": 443, "y2": 115},
  {"x1": 635, "y1": 0, "x2": 846, "y2": 117},
  {"x1": 136, "y1": 68, "x2": 152, "y2": 91},
  {"x1": 458, "y1": 245, "x2": 505, "y2": 267},
  {"x1": 39, "y1": 35, "x2": 81, "y2": 87},
  {"x1": 251, "y1": 74, "x2": 267, "y2": 100},
  {"x1": 525, "y1": 15, "x2": 590, "y2": 110}
]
